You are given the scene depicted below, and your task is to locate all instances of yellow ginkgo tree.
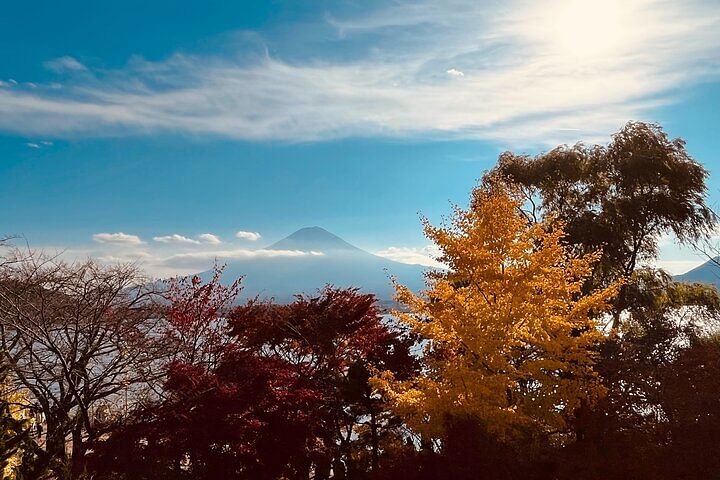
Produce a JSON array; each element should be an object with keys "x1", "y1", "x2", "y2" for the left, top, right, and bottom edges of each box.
[{"x1": 373, "y1": 182, "x2": 620, "y2": 440}]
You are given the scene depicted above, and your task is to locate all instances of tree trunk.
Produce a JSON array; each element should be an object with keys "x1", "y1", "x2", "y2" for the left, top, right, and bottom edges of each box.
[
  {"x1": 71, "y1": 419, "x2": 87, "y2": 477},
  {"x1": 314, "y1": 456, "x2": 331, "y2": 480},
  {"x1": 44, "y1": 417, "x2": 67, "y2": 463}
]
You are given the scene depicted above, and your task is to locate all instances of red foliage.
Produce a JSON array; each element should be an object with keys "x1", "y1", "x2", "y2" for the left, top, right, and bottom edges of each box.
[
  {"x1": 89, "y1": 284, "x2": 417, "y2": 479},
  {"x1": 229, "y1": 287, "x2": 418, "y2": 476},
  {"x1": 89, "y1": 350, "x2": 327, "y2": 479},
  {"x1": 162, "y1": 264, "x2": 241, "y2": 368},
  {"x1": 230, "y1": 287, "x2": 416, "y2": 377}
]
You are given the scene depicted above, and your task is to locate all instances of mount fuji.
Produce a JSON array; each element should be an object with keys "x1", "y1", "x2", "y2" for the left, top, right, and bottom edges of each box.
[
  {"x1": 674, "y1": 257, "x2": 720, "y2": 288},
  {"x1": 198, "y1": 227, "x2": 431, "y2": 304}
]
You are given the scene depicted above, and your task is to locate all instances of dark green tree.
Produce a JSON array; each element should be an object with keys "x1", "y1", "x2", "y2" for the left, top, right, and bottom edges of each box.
[
  {"x1": 489, "y1": 121, "x2": 715, "y2": 327},
  {"x1": 556, "y1": 275, "x2": 720, "y2": 479},
  {"x1": 486, "y1": 123, "x2": 720, "y2": 478}
]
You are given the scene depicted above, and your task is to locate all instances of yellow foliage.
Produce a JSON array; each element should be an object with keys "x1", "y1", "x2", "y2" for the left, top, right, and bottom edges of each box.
[
  {"x1": 373, "y1": 184, "x2": 620, "y2": 439},
  {"x1": 1, "y1": 385, "x2": 32, "y2": 479}
]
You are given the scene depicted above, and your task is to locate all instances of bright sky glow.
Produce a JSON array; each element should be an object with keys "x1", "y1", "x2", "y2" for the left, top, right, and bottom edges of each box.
[{"x1": 535, "y1": 0, "x2": 633, "y2": 58}]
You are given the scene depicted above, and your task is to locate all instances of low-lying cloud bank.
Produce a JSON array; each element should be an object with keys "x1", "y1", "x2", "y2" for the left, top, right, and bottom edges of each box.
[
  {"x1": 161, "y1": 248, "x2": 323, "y2": 269},
  {"x1": 375, "y1": 246, "x2": 445, "y2": 268}
]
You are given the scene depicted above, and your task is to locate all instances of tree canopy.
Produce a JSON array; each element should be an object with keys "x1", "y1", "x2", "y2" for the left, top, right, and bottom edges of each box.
[
  {"x1": 2, "y1": 122, "x2": 719, "y2": 479},
  {"x1": 374, "y1": 183, "x2": 619, "y2": 440},
  {"x1": 490, "y1": 122, "x2": 714, "y2": 297}
]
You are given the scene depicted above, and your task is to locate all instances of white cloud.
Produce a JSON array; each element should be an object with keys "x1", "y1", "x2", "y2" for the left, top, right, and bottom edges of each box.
[
  {"x1": 154, "y1": 233, "x2": 224, "y2": 244},
  {"x1": 24, "y1": 246, "x2": 152, "y2": 269},
  {"x1": 92, "y1": 232, "x2": 144, "y2": 245},
  {"x1": 0, "y1": 0, "x2": 716, "y2": 145},
  {"x1": 650, "y1": 260, "x2": 705, "y2": 275},
  {"x1": 162, "y1": 248, "x2": 322, "y2": 269},
  {"x1": 198, "y1": 233, "x2": 222, "y2": 244},
  {"x1": 235, "y1": 231, "x2": 262, "y2": 241},
  {"x1": 153, "y1": 234, "x2": 201, "y2": 244},
  {"x1": 59, "y1": 242, "x2": 323, "y2": 277},
  {"x1": 167, "y1": 248, "x2": 320, "y2": 260},
  {"x1": 97, "y1": 251, "x2": 153, "y2": 263},
  {"x1": 446, "y1": 68, "x2": 464, "y2": 77},
  {"x1": 43, "y1": 56, "x2": 87, "y2": 73},
  {"x1": 375, "y1": 245, "x2": 445, "y2": 268}
]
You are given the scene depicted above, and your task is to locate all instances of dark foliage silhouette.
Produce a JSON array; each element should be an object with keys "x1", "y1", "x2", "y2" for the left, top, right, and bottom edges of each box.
[
  {"x1": 3, "y1": 123, "x2": 720, "y2": 479},
  {"x1": 89, "y1": 285, "x2": 417, "y2": 479}
]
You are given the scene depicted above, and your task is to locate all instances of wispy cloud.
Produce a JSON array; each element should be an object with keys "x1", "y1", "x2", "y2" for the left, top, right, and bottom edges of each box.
[
  {"x1": 96, "y1": 251, "x2": 153, "y2": 263},
  {"x1": 25, "y1": 140, "x2": 53, "y2": 149},
  {"x1": 375, "y1": 245, "x2": 445, "y2": 268},
  {"x1": 235, "y1": 231, "x2": 262, "y2": 241},
  {"x1": 651, "y1": 260, "x2": 704, "y2": 275},
  {"x1": 0, "y1": 0, "x2": 718, "y2": 145},
  {"x1": 92, "y1": 232, "x2": 143, "y2": 245},
  {"x1": 43, "y1": 56, "x2": 87, "y2": 73}
]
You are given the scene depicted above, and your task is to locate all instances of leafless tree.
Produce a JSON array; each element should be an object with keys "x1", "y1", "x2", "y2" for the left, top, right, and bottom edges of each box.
[{"x1": 0, "y1": 247, "x2": 165, "y2": 477}]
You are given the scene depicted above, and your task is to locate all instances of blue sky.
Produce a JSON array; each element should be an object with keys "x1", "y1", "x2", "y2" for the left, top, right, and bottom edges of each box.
[{"x1": 2, "y1": 0, "x2": 719, "y2": 276}]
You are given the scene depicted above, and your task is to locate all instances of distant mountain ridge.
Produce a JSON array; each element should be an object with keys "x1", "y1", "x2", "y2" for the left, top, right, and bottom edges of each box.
[
  {"x1": 198, "y1": 227, "x2": 430, "y2": 304},
  {"x1": 674, "y1": 257, "x2": 720, "y2": 287}
]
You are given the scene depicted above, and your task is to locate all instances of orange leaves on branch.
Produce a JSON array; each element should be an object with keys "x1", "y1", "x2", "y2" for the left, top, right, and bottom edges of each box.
[{"x1": 373, "y1": 183, "x2": 621, "y2": 439}]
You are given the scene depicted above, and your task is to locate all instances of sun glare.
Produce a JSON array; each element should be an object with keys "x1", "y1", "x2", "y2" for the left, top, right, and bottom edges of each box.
[{"x1": 535, "y1": 0, "x2": 632, "y2": 58}]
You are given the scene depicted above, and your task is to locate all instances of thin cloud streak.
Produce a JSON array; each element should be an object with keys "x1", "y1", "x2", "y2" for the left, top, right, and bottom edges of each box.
[
  {"x1": 160, "y1": 248, "x2": 324, "y2": 269},
  {"x1": 164, "y1": 248, "x2": 322, "y2": 261},
  {"x1": 43, "y1": 56, "x2": 87, "y2": 73},
  {"x1": 0, "y1": 0, "x2": 717, "y2": 145}
]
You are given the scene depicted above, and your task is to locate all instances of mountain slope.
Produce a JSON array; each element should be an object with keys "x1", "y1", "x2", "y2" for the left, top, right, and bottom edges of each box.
[
  {"x1": 198, "y1": 227, "x2": 430, "y2": 303},
  {"x1": 268, "y1": 226, "x2": 363, "y2": 253},
  {"x1": 674, "y1": 257, "x2": 720, "y2": 287}
]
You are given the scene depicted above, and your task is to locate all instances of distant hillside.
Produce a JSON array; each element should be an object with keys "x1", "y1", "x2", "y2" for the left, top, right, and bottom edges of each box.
[
  {"x1": 197, "y1": 227, "x2": 430, "y2": 303},
  {"x1": 674, "y1": 257, "x2": 720, "y2": 288}
]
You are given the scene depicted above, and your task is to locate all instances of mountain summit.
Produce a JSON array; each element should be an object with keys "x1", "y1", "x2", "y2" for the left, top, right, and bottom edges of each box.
[
  {"x1": 200, "y1": 227, "x2": 429, "y2": 303},
  {"x1": 268, "y1": 226, "x2": 362, "y2": 253},
  {"x1": 674, "y1": 257, "x2": 720, "y2": 287}
]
